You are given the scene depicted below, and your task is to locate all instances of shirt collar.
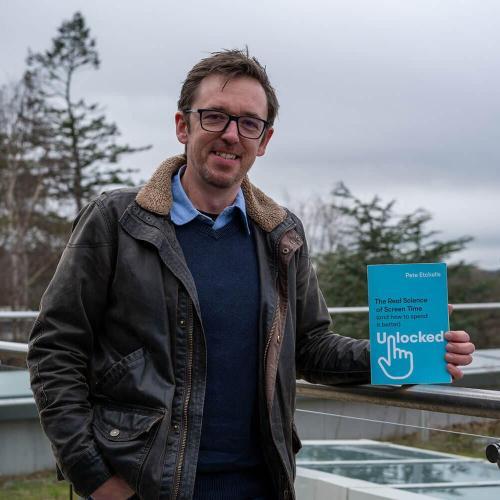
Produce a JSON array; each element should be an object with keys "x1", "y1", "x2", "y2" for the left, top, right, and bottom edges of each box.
[{"x1": 170, "y1": 165, "x2": 250, "y2": 234}]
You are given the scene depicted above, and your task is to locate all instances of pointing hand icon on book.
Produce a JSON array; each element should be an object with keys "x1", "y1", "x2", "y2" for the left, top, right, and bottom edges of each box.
[{"x1": 377, "y1": 335, "x2": 414, "y2": 380}]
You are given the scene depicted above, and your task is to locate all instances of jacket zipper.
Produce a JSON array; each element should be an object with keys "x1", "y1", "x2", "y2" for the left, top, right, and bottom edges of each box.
[
  {"x1": 263, "y1": 297, "x2": 279, "y2": 371},
  {"x1": 171, "y1": 301, "x2": 194, "y2": 500}
]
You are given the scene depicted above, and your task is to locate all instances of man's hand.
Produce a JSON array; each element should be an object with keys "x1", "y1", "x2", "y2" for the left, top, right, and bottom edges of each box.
[
  {"x1": 446, "y1": 305, "x2": 475, "y2": 381},
  {"x1": 91, "y1": 476, "x2": 135, "y2": 500},
  {"x1": 445, "y1": 330, "x2": 474, "y2": 380}
]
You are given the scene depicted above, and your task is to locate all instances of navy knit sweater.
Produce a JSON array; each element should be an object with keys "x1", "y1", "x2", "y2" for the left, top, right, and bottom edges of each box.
[{"x1": 175, "y1": 216, "x2": 271, "y2": 499}]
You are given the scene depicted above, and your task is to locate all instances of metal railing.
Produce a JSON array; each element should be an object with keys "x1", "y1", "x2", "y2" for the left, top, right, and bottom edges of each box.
[
  {"x1": 326, "y1": 302, "x2": 500, "y2": 314},
  {"x1": 0, "y1": 311, "x2": 38, "y2": 319},
  {"x1": 0, "y1": 340, "x2": 28, "y2": 354},
  {"x1": 1, "y1": 339, "x2": 499, "y2": 420},
  {"x1": 296, "y1": 380, "x2": 500, "y2": 419},
  {"x1": 1, "y1": 303, "x2": 500, "y2": 319}
]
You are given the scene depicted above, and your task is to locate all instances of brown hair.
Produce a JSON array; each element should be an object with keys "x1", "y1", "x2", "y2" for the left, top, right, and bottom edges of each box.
[{"x1": 178, "y1": 48, "x2": 279, "y2": 126}]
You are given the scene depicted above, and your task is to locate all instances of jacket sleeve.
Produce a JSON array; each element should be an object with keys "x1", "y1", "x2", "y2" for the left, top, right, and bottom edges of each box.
[
  {"x1": 292, "y1": 216, "x2": 371, "y2": 385},
  {"x1": 27, "y1": 198, "x2": 114, "y2": 498}
]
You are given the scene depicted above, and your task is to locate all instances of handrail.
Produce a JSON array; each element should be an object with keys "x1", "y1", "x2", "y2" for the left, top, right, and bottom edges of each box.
[
  {"x1": 2, "y1": 302, "x2": 499, "y2": 319},
  {"x1": 296, "y1": 381, "x2": 500, "y2": 419},
  {"x1": 0, "y1": 341, "x2": 28, "y2": 354},
  {"x1": 0, "y1": 311, "x2": 38, "y2": 319},
  {"x1": 327, "y1": 303, "x2": 500, "y2": 314}
]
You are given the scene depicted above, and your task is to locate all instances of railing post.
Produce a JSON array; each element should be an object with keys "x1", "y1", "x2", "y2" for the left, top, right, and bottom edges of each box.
[{"x1": 419, "y1": 410, "x2": 430, "y2": 442}]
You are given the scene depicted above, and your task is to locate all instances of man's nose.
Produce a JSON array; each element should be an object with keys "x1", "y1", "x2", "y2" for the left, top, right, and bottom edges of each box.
[{"x1": 221, "y1": 119, "x2": 239, "y2": 143}]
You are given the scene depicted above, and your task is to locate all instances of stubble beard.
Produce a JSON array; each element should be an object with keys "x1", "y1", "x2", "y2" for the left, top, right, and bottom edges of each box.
[{"x1": 199, "y1": 160, "x2": 249, "y2": 190}]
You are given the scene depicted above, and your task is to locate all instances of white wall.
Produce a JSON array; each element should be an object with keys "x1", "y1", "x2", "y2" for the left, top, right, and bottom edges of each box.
[{"x1": 0, "y1": 418, "x2": 54, "y2": 475}]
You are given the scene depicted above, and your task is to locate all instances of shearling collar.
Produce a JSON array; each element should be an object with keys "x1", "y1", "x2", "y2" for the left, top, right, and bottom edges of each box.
[{"x1": 136, "y1": 154, "x2": 288, "y2": 233}]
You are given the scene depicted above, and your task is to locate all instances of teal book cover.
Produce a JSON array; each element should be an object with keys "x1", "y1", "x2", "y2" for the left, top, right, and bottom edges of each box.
[{"x1": 367, "y1": 263, "x2": 451, "y2": 385}]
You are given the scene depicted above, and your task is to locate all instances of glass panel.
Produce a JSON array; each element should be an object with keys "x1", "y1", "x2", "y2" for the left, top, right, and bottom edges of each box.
[
  {"x1": 297, "y1": 443, "x2": 452, "y2": 462},
  {"x1": 304, "y1": 461, "x2": 499, "y2": 485},
  {"x1": 404, "y1": 485, "x2": 500, "y2": 500}
]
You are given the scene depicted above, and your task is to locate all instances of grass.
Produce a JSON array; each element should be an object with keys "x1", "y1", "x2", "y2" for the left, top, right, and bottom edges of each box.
[
  {"x1": 0, "y1": 470, "x2": 71, "y2": 500},
  {"x1": 384, "y1": 419, "x2": 500, "y2": 459}
]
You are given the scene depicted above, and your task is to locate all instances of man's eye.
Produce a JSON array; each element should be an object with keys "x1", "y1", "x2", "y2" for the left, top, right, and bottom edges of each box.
[
  {"x1": 203, "y1": 112, "x2": 226, "y2": 122},
  {"x1": 240, "y1": 117, "x2": 260, "y2": 130}
]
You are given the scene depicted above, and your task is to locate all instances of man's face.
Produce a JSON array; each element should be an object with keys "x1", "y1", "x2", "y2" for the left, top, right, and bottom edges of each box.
[{"x1": 175, "y1": 74, "x2": 273, "y2": 192}]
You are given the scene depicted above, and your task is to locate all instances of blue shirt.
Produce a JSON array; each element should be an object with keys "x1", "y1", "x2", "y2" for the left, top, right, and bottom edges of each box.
[{"x1": 170, "y1": 166, "x2": 250, "y2": 234}]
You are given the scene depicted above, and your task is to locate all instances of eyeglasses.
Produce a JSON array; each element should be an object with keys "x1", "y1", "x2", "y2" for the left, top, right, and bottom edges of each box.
[{"x1": 184, "y1": 108, "x2": 269, "y2": 139}]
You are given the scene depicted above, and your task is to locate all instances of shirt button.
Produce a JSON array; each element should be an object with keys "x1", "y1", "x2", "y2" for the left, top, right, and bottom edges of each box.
[{"x1": 109, "y1": 428, "x2": 120, "y2": 437}]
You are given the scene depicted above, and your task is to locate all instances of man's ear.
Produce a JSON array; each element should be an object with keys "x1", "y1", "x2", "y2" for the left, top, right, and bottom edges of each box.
[
  {"x1": 175, "y1": 111, "x2": 189, "y2": 145},
  {"x1": 257, "y1": 127, "x2": 274, "y2": 157}
]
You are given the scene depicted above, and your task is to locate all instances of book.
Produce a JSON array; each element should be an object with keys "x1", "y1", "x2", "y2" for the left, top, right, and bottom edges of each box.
[{"x1": 367, "y1": 263, "x2": 451, "y2": 385}]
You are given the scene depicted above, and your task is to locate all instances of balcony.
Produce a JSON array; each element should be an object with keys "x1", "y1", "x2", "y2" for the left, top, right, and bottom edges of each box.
[{"x1": 1, "y1": 305, "x2": 500, "y2": 499}]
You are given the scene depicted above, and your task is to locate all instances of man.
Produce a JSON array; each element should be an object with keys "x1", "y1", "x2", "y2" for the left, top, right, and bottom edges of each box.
[{"x1": 28, "y1": 49, "x2": 474, "y2": 500}]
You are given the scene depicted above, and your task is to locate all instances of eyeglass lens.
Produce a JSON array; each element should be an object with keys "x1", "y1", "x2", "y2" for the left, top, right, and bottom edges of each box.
[{"x1": 201, "y1": 110, "x2": 264, "y2": 138}]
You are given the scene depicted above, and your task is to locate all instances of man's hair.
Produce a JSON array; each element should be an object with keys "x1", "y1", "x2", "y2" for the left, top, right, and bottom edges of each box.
[{"x1": 178, "y1": 48, "x2": 279, "y2": 126}]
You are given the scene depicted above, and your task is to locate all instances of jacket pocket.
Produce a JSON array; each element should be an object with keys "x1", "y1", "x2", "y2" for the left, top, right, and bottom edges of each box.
[
  {"x1": 92, "y1": 404, "x2": 164, "y2": 491},
  {"x1": 97, "y1": 347, "x2": 145, "y2": 389}
]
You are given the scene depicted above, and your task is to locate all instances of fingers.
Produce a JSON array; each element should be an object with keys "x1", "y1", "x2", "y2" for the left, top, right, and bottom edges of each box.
[
  {"x1": 447, "y1": 363, "x2": 464, "y2": 381},
  {"x1": 445, "y1": 330, "x2": 471, "y2": 343},
  {"x1": 445, "y1": 331, "x2": 474, "y2": 365},
  {"x1": 445, "y1": 331, "x2": 474, "y2": 362},
  {"x1": 445, "y1": 351, "x2": 473, "y2": 366},
  {"x1": 444, "y1": 329, "x2": 474, "y2": 381},
  {"x1": 446, "y1": 341, "x2": 475, "y2": 355},
  {"x1": 448, "y1": 304, "x2": 454, "y2": 315}
]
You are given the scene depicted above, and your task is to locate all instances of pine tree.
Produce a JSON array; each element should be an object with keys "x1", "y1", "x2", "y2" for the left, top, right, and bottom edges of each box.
[{"x1": 26, "y1": 11, "x2": 149, "y2": 213}]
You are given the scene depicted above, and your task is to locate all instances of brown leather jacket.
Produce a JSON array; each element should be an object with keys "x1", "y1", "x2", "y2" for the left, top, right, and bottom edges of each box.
[{"x1": 28, "y1": 155, "x2": 370, "y2": 499}]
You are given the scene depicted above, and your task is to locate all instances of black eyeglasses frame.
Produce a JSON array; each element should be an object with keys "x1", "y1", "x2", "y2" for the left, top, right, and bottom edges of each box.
[{"x1": 183, "y1": 108, "x2": 270, "y2": 139}]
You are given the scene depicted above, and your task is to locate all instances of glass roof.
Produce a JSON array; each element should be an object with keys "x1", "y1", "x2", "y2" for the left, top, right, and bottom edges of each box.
[
  {"x1": 305, "y1": 461, "x2": 498, "y2": 485},
  {"x1": 297, "y1": 440, "x2": 500, "y2": 500},
  {"x1": 298, "y1": 442, "x2": 457, "y2": 462},
  {"x1": 404, "y1": 485, "x2": 500, "y2": 500}
]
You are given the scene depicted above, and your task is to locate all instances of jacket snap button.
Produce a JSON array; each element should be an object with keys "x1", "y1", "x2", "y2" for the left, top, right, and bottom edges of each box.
[
  {"x1": 173, "y1": 424, "x2": 179, "y2": 431},
  {"x1": 282, "y1": 247, "x2": 290, "y2": 254},
  {"x1": 109, "y1": 428, "x2": 120, "y2": 437},
  {"x1": 179, "y1": 319, "x2": 186, "y2": 327}
]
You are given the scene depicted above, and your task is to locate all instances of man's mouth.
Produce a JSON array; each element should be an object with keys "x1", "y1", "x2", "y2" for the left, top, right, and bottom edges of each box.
[{"x1": 213, "y1": 151, "x2": 239, "y2": 160}]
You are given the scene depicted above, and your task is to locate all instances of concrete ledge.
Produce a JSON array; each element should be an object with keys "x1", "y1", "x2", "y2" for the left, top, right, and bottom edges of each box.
[{"x1": 0, "y1": 397, "x2": 38, "y2": 421}]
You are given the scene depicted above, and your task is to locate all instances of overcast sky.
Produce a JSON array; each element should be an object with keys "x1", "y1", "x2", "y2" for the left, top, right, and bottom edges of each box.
[{"x1": 2, "y1": 0, "x2": 499, "y2": 269}]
